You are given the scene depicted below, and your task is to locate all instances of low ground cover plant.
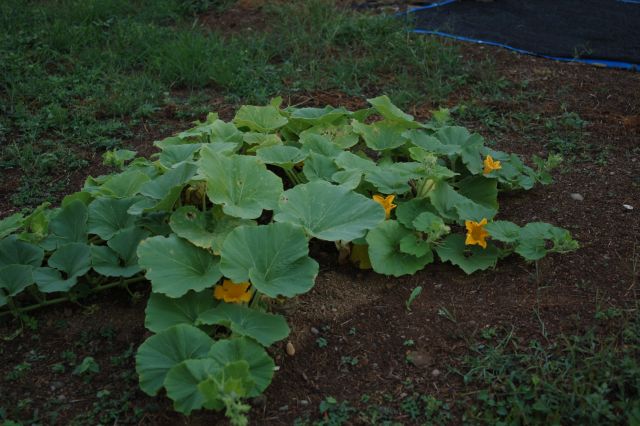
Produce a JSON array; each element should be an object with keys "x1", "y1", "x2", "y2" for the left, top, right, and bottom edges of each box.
[{"x1": 0, "y1": 97, "x2": 577, "y2": 424}]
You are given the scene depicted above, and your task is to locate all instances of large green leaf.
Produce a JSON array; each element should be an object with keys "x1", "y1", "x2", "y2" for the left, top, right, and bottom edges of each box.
[
  {"x1": 169, "y1": 206, "x2": 217, "y2": 249},
  {"x1": 434, "y1": 234, "x2": 499, "y2": 274},
  {"x1": 334, "y1": 151, "x2": 376, "y2": 173},
  {"x1": 435, "y1": 127, "x2": 484, "y2": 174},
  {"x1": 367, "y1": 95, "x2": 421, "y2": 128},
  {"x1": 514, "y1": 222, "x2": 556, "y2": 261},
  {"x1": 364, "y1": 162, "x2": 422, "y2": 195},
  {"x1": 42, "y1": 200, "x2": 88, "y2": 249},
  {"x1": 485, "y1": 221, "x2": 521, "y2": 243},
  {"x1": 158, "y1": 144, "x2": 202, "y2": 168},
  {"x1": 233, "y1": 105, "x2": 288, "y2": 133},
  {"x1": 429, "y1": 181, "x2": 496, "y2": 222},
  {"x1": 255, "y1": 146, "x2": 306, "y2": 169},
  {"x1": 98, "y1": 170, "x2": 151, "y2": 198},
  {"x1": 197, "y1": 361, "x2": 253, "y2": 409},
  {"x1": 145, "y1": 290, "x2": 219, "y2": 333},
  {"x1": 288, "y1": 106, "x2": 350, "y2": 126},
  {"x1": 220, "y1": 223, "x2": 318, "y2": 298},
  {"x1": 91, "y1": 245, "x2": 138, "y2": 278},
  {"x1": 0, "y1": 213, "x2": 23, "y2": 239},
  {"x1": 128, "y1": 163, "x2": 198, "y2": 214},
  {"x1": 197, "y1": 303, "x2": 290, "y2": 347},
  {"x1": 299, "y1": 133, "x2": 343, "y2": 158},
  {"x1": 35, "y1": 243, "x2": 91, "y2": 292},
  {"x1": 300, "y1": 123, "x2": 359, "y2": 149},
  {"x1": 137, "y1": 234, "x2": 222, "y2": 298},
  {"x1": 164, "y1": 358, "x2": 225, "y2": 414},
  {"x1": 87, "y1": 197, "x2": 139, "y2": 240},
  {"x1": 199, "y1": 147, "x2": 283, "y2": 219},
  {"x1": 135, "y1": 324, "x2": 214, "y2": 396},
  {"x1": 274, "y1": 181, "x2": 385, "y2": 242},
  {"x1": 366, "y1": 221, "x2": 434, "y2": 277},
  {"x1": 207, "y1": 337, "x2": 275, "y2": 397},
  {"x1": 302, "y1": 152, "x2": 339, "y2": 182},
  {"x1": 405, "y1": 130, "x2": 460, "y2": 156},
  {"x1": 395, "y1": 198, "x2": 438, "y2": 229},
  {"x1": 352, "y1": 120, "x2": 408, "y2": 151},
  {"x1": 0, "y1": 264, "x2": 34, "y2": 297},
  {"x1": 0, "y1": 236, "x2": 44, "y2": 268},
  {"x1": 91, "y1": 227, "x2": 149, "y2": 277},
  {"x1": 457, "y1": 176, "x2": 498, "y2": 211}
]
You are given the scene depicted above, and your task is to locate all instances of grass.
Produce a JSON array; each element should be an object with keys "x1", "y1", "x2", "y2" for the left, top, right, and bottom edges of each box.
[{"x1": 1, "y1": 0, "x2": 473, "y2": 209}]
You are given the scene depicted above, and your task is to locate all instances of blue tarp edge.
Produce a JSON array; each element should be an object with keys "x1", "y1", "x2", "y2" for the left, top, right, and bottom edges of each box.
[{"x1": 401, "y1": 1, "x2": 639, "y2": 71}]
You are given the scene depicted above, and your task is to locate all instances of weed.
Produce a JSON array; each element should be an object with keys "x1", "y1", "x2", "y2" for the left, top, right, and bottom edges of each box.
[
  {"x1": 316, "y1": 337, "x2": 328, "y2": 348},
  {"x1": 459, "y1": 312, "x2": 640, "y2": 425}
]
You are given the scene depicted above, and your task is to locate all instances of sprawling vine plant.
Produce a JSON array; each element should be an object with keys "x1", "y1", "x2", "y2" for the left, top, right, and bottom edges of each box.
[{"x1": 0, "y1": 96, "x2": 577, "y2": 424}]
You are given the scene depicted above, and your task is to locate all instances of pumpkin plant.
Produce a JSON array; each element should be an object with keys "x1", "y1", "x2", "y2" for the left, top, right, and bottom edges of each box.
[{"x1": 0, "y1": 95, "x2": 577, "y2": 423}]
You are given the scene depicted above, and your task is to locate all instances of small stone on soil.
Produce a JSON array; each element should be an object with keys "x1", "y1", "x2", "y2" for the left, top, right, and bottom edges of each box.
[
  {"x1": 623, "y1": 204, "x2": 634, "y2": 210},
  {"x1": 310, "y1": 327, "x2": 319, "y2": 334},
  {"x1": 431, "y1": 368, "x2": 441, "y2": 377},
  {"x1": 286, "y1": 341, "x2": 295, "y2": 356},
  {"x1": 570, "y1": 193, "x2": 584, "y2": 201}
]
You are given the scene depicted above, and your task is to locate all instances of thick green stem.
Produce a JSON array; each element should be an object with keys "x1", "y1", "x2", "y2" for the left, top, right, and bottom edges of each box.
[{"x1": 0, "y1": 276, "x2": 148, "y2": 318}]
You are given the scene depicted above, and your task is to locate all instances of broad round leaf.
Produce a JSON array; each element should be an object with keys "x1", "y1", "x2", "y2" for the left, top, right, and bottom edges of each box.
[
  {"x1": 0, "y1": 264, "x2": 34, "y2": 297},
  {"x1": 207, "y1": 337, "x2": 275, "y2": 397},
  {"x1": 274, "y1": 181, "x2": 385, "y2": 242},
  {"x1": 366, "y1": 221, "x2": 434, "y2": 277},
  {"x1": 33, "y1": 267, "x2": 77, "y2": 293},
  {"x1": 87, "y1": 197, "x2": 139, "y2": 240},
  {"x1": 164, "y1": 358, "x2": 224, "y2": 414},
  {"x1": 289, "y1": 106, "x2": 350, "y2": 126},
  {"x1": 220, "y1": 223, "x2": 318, "y2": 298},
  {"x1": 485, "y1": 221, "x2": 521, "y2": 243},
  {"x1": 256, "y1": 145, "x2": 306, "y2": 169},
  {"x1": 48, "y1": 242, "x2": 91, "y2": 279},
  {"x1": 42, "y1": 200, "x2": 88, "y2": 249},
  {"x1": 137, "y1": 234, "x2": 222, "y2": 298},
  {"x1": 135, "y1": 324, "x2": 214, "y2": 396},
  {"x1": 0, "y1": 236, "x2": 44, "y2": 268},
  {"x1": 91, "y1": 245, "x2": 141, "y2": 278},
  {"x1": 233, "y1": 105, "x2": 288, "y2": 133},
  {"x1": 145, "y1": 290, "x2": 219, "y2": 333},
  {"x1": 435, "y1": 234, "x2": 499, "y2": 274},
  {"x1": 367, "y1": 95, "x2": 420, "y2": 128},
  {"x1": 0, "y1": 213, "x2": 23, "y2": 239},
  {"x1": 199, "y1": 147, "x2": 283, "y2": 219},
  {"x1": 352, "y1": 120, "x2": 409, "y2": 151},
  {"x1": 197, "y1": 303, "x2": 290, "y2": 347}
]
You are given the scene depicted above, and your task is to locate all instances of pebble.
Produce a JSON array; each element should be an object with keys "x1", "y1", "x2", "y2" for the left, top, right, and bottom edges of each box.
[
  {"x1": 286, "y1": 342, "x2": 296, "y2": 356},
  {"x1": 279, "y1": 405, "x2": 289, "y2": 412},
  {"x1": 431, "y1": 369, "x2": 441, "y2": 377},
  {"x1": 623, "y1": 204, "x2": 634, "y2": 211},
  {"x1": 310, "y1": 327, "x2": 319, "y2": 335},
  {"x1": 570, "y1": 193, "x2": 584, "y2": 201},
  {"x1": 299, "y1": 400, "x2": 309, "y2": 406}
]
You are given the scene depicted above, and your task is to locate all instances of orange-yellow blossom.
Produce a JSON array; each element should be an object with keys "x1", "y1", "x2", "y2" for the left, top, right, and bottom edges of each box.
[
  {"x1": 214, "y1": 279, "x2": 252, "y2": 303},
  {"x1": 483, "y1": 155, "x2": 502, "y2": 175},
  {"x1": 465, "y1": 218, "x2": 489, "y2": 249},
  {"x1": 372, "y1": 194, "x2": 396, "y2": 219}
]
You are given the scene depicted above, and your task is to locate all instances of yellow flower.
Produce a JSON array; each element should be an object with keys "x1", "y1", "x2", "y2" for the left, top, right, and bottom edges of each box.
[
  {"x1": 483, "y1": 155, "x2": 502, "y2": 175},
  {"x1": 372, "y1": 194, "x2": 396, "y2": 219},
  {"x1": 465, "y1": 218, "x2": 489, "y2": 249},
  {"x1": 214, "y1": 279, "x2": 252, "y2": 303}
]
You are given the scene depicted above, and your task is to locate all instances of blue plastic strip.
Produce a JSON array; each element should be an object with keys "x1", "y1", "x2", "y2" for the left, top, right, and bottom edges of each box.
[
  {"x1": 409, "y1": 29, "x2": 639, "y2": 71},
  {"x1": 397, "y1": 0, "x2": 457, "y2": 15},
  {"x1": 400, "y1": 1, "x2": 639, "y2": 71}
]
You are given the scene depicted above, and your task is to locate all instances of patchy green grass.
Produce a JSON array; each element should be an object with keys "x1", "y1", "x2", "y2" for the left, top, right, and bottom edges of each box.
[
  {"x1": 1, "y1": 0, "x2": 472, "y2": 208},
  {"x1": 458, "y1": 310, "x2": 640, "y2": 425}
]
